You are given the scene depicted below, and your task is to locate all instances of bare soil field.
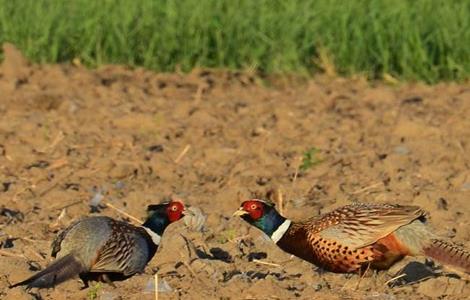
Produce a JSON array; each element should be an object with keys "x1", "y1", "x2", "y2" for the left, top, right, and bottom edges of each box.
[{"x1": 1, "y1": 45, "x2": 470, "y2": 299}]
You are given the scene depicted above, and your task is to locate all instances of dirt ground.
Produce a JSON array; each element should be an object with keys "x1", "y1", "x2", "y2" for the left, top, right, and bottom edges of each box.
[{"x1": 0, "y1": 44, "x2": 469, "y2": 300}]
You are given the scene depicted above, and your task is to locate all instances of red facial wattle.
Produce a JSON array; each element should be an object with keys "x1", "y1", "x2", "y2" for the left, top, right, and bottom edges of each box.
[
  {"x1": 167, "y1": 201, "x2": 185, "y2": 222},
  {"x1": 242, "y1": 200, "x2": 264, "y2": 220}
]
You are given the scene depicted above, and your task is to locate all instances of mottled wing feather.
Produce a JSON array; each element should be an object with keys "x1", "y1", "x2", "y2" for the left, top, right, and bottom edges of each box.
[
  {"x1": 90, "y1": 221, "x2": 141, "y2": 276},
  {"x1": 306, "y1": 203, "x2": 426, "y2": 250}
]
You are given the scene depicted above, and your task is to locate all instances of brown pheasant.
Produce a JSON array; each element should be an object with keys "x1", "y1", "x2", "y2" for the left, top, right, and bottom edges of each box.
[{"x1": 234, "y1": 199, "x2": 470, "y2": 274}]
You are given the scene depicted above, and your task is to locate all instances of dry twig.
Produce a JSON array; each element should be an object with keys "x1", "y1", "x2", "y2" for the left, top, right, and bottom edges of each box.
[
  {"x1": 51, "y1": 199, "x2": 82, "y2": 211},
  {"x1": 174, "y1": 145, "x2": 191, "y2": 164},
  {"x1": 351, "y1": 182, "x2": 382, "y2": 195},
  {"x1": 154, "y1": 273, "x2": 159, "y2": 300},
  {"x1": 355, "y1": 262, "x2": 371, "y2": 290},
  {"x1": 0, "y1": 249, "x2": 27, "y2": 259},
  {"x1": 292, "y1": 156, "x2": 302, "y2": 184},
  {"x1": 46, "y1": 157, "x2": 68, "y2": 170},
  {"x1": 252, "y1": 259, "x2": 282, "y2": 268},
  {"x1": 37, "y1": 131, "x2": 65, "y2": 153},
  {"x1": 104, "y1": 201, "x2": 143, "y2": 224},
  {"x1": 384, "y1": 273, "x2": 407, "y2": 286}
]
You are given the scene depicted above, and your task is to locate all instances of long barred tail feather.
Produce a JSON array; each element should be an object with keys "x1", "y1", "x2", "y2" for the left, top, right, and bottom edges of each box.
[
  {"x1": 423, "y1": 239, "x2": 470, "y2": 274},
  {"x1": 9, "y1": 254, "x2": 85, "y2": 289}
]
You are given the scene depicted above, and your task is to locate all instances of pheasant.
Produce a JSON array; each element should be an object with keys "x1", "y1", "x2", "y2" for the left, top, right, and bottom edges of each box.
[
  {"x1": 10, "y1": 200, "x2": 188, "y2": 289},
  {"x1": 234, "y1": 199, "x2": 470, "y2": 274}
]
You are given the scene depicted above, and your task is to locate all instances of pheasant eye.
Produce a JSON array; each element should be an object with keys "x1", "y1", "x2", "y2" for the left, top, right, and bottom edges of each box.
[
  {"x1": 170, "y1": 205, "x2": 178, "y2": 212},
  {"x1": 250, "y1": 204, "x2": 257, "y2": 210}
]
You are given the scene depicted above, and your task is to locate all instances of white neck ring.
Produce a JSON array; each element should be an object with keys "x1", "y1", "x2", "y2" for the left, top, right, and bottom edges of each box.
[
  {"x1": 143, "y1": 227, "x2": 162, "y2": 246},
  {"x1": 270, "y1": 219, "x2": 291, "y2": 243}
]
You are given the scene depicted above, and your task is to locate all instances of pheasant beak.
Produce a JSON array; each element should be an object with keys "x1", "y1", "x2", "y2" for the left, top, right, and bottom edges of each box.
[{"x1": 233, "y1": 208, "x2": 249, "y2": 217}]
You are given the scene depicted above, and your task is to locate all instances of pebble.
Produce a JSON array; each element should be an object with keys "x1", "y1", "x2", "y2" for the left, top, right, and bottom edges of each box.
[
  {"x1": 144, "y1": 278, "x2": 173, "y2": 293},
  {"x1": 461, "y1": 182, "x2": 470, "y2": 191},
  {"x1": 183, "y1": 206, "x2": 207, "y2": 232},
  {"x1": 393, "y1": 145, "x2": 410, "y2": 155},
  {"x1": 89, "y1": 189, "x2": 104, "y2": 207}
]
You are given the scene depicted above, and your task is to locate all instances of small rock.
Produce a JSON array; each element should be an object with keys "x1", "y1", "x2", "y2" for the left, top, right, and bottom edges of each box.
[
  {"x1": 461, "y1": 182, "x2": 470, "y2": 191},
  {"x1": 68, "y1": 101, "x2": 79, "y2": 113},
  {"x1": 313, "y1": 283, "x2": 322, "y2": 291},
  {"x1": 144, "y1": 277, "x2": 173, "y2": 293},
  {"x1": 446, "y1": 228, "x2": 457, "y2": 239},
  {"x1": 251, "y1": 127, "x2": 268, "y2": 137},
  {"x1": 393, "y1": 145, "x2": 409, "y2": 155},
  {"x1": 89, "y1": 187, "x2": 104, "y2": 212},
  {"x1": 256, "y1": 177, "x2": 270, "y2": 186},
  {"x1": 114, "y1": 181, "x2": 125, "y2": 190},
  {"x1": 183, "y1": 206, "x2": 206, "y2": 232}
]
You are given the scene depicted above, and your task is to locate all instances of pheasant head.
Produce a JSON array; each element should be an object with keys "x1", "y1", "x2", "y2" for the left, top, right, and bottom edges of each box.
[
  {"x1": 234, "y1": 199, "x2": 290, "y2": 242},
  {"x1": 143, "y1": 200, "x2": 187, "y2": 238}
]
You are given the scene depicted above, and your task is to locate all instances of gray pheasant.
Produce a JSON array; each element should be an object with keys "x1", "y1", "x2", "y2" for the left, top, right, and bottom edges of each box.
[{"x1": 10, "y1": 200, "x2": 187, "y2": 289}]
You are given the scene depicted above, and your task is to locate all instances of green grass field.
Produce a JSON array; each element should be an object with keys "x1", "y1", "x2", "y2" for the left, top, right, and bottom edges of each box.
[{"x1": 0, "y1": 0, "x2": 469, "y2": 82}]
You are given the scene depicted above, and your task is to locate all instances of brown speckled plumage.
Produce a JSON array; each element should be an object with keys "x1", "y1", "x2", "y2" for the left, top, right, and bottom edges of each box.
[
  {"x1": 277, "y1": 203, "x2": 422, "y2": 272},
  {"x1": 236, "y1": 200, "x2": 470, "y2": 274}
]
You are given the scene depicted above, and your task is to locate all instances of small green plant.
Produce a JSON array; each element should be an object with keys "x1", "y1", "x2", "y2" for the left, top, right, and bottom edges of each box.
[
  {"x1": 87, "y1": 283, "x2": 102, "y2": 300},
  {"x1": 216, "y1": 229, "x2": 237, "y2": 244},
  {"x1": 300, "y1": 147, "x2": 322, "y2": 172}
]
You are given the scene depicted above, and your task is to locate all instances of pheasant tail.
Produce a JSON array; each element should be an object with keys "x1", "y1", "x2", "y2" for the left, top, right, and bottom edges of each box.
[
  {"x1": 423, "y1": 239, "x2": 470, "y2": 274},
  {"x1": 9, "y1": 254, "x2": 86, "y2": 289}
]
